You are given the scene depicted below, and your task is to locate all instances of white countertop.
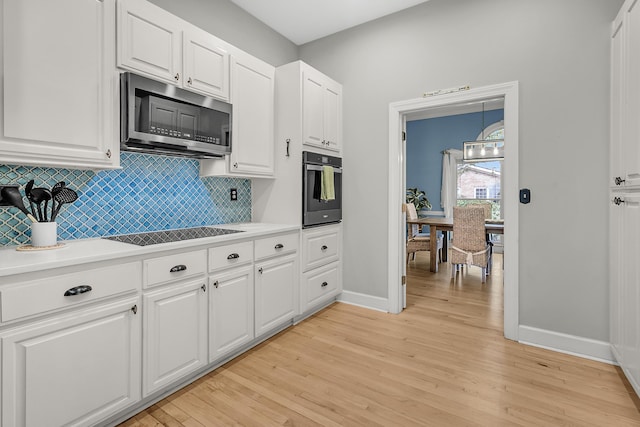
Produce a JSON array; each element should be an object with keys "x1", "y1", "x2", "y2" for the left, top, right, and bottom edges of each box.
[{"x1": 0, "y1": 223, "x2": 300, "y2": 278}]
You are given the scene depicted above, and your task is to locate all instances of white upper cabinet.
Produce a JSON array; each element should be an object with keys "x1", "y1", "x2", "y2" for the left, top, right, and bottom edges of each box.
[
  {"x1": 117, "y1": 0, "x2": 229, "y2": 101},
  {"x1": 200, "y1": 52, "x2": 275, "y2": 177},
  {"x1": 183, "y1": 28, "x2": 229, "y2": 100},
  {"x1": 0, "y1": 0, "x2": 119, "y2": 169},
  {"x1": 302, "y1": 67, "x2": 342, "y2": 153},
  {"x1": 612, "y1": 0, "x2": 640, "y2": 189}
]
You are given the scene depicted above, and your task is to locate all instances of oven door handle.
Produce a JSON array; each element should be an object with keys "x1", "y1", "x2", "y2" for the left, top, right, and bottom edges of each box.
[{"x1": 305, "y1": 164, "x2": 342, "y2": 173}]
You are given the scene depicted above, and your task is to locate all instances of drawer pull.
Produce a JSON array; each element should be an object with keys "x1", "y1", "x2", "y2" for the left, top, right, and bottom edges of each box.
[
  {"x1": 321, "y1": 282, "x2": 328, "y2": 287},
  {"x1": 227, "y1": 253, "x2": 240, "y2": 260},
  {"x1": 170, "y1": 265, "x2": 187, "y2": 273},
  {"x1": 321, "y1": 245, "x2": 328, "y2": 251},
  {"x1": 64, "y1": 285, "x2": 93, "y2": 297},
  {"x1": 274, "y1": 243, "x2": 284, "y2": 249}
]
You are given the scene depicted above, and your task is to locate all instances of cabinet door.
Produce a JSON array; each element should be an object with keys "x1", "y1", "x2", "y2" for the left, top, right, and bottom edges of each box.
[
  {"x1": 183, "y1": 28, "x2": 229, "y2": 100},
  {"x1": 323, "y1": 82, "x2": 342, "y2": 152},
  {"x1": 1, "y1": 297, "x2": 141, "y2": 427},
  {"x1": 610, "y1": 194, "x2": 624, "y2": 362},
  {"x1": 622, "y1": 195, "x2": 640, "y2": 386},
  {"x1": 611, "y1": 13, "x2": 625, "y2": 187},
  {"x1": 302, "y1": 71, "x2": 326, "y2": 149},
  {"x1": 210, "y1": 266, "x2": 254, "y2": 362},
  {"x1": 228, "y1": 54, "x2": 275, "y2": 175},
  {"x1": 117, "y1": 0, "x2": 182, "y2": 85},
  {"x1": 255, "y1": 254, "x2": 297, "y2": 337},
  {"x1": 143, "y1": 280, "x2": 208, "y2": 397},
  {"x1": 1, "y1": 0, "x2": 118, "y2": 169},
  {"x1": 301, "y1": 261, "x2": 340, "y2": 314},
  {"x1": 623, "y1": 0, "x2": 640, "y2": 186}
]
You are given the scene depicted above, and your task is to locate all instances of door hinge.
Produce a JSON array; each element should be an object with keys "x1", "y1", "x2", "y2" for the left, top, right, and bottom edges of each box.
[
  {"x1": 402, "y1": 131, "x2": 406, "y2": 141},
  {"x1": 402, "y1": 275, "x2": 406, "y2": 285}
]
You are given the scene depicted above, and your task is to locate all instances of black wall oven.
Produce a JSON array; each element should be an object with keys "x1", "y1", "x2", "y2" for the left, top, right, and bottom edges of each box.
[{"x1": 303, "y1": 151, "x2": 342, "y2": 228}]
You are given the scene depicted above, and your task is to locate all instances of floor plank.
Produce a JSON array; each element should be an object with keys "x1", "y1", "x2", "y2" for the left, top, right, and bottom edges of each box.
[{"x1": 119, "y1": 252, "x2": 640, "y2": 426}]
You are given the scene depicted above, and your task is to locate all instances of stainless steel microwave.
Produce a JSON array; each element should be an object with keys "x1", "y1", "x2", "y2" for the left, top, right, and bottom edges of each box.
[{"x1": 120, "y1": 72, "x2": 232, "y2": 158}]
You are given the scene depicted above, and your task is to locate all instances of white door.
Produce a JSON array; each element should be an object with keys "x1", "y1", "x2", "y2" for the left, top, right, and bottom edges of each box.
[
  {"x1": 303, "y1": 72, "x2": 325, "y2": 148},
  {"x1": 143, "y1": 280, "x2": 208, "y2": 397},
  {"x1": 229, "y1": 54, "x2": 275, "y2": 175},
  {"x1": 209, "y1": 266, "x2": 254, "y2": 362},
  {"x1": 255, "y1": 254, "x2": 297, "y2": 336},
  {"x1": 117, "y1": 0, "x2": 181, "y2": 84},
  {"x1": 183, "y1": 29, "x2": 229, "y2": 100},
  {"x1": 1, "y1": 298, "x2": 141, "y2": 427},
  {"x1": 323, "y1": 82, "x2": 342, "y2": 152}
]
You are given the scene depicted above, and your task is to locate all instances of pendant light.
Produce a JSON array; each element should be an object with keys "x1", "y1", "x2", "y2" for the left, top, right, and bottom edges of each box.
[{"x1": 462, "y1": 101, "x2": 504, "y2": 162}]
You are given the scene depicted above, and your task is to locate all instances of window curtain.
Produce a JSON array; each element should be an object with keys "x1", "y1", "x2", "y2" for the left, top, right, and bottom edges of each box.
[{"x1": 441, "y1": 149, "x2": 462, "y2": 219}]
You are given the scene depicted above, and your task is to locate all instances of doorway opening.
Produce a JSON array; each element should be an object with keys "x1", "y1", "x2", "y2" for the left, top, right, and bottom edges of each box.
[{"x1": 387, "y1": 82, "x2": 519, "y2": 340}]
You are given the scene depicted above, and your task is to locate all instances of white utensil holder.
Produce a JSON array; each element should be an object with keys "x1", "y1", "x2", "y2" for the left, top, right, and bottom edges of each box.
[{"x1": 31, "y1": 222, "x2": 57, "y2": 247}]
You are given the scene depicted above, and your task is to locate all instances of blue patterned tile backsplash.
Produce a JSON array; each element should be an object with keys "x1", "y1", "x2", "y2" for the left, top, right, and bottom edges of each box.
[{"x1": 0, "y1": 152, "x2": 251, "y2": 246}]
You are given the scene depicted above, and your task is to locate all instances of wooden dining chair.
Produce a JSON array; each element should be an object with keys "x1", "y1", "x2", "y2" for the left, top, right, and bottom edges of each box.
[
  {"x1": 450, "y1": 206, "x2": 491, "y2": 282},
  {"x1": 405, "y1": 203, "x2": 443, "y2": 263}
]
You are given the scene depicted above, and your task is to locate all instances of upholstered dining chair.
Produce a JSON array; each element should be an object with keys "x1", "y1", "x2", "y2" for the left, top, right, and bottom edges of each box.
[
  {"x1": 450, "y1": 206, "x2": 491, "y2": 282},
  {"x1": 405, "y1": 203, "x2": 443, "y2": 264}
]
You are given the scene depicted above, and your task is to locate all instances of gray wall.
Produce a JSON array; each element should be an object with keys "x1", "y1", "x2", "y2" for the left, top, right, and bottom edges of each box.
[
  {"x1": 299, "y1": 0, "x2": 621, "y2": 341},
  {"x1": 148, "y1": 0, "x2": 298, "y2": 66}
]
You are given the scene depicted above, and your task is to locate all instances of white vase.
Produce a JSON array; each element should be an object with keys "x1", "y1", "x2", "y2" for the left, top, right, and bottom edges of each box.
[{"x1": 31, "y1": 222, "x2": 57, "y2": 247}]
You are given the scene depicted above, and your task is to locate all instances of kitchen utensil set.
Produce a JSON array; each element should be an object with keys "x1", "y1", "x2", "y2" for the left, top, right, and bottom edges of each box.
[{"x1": 2, "y1": 180, "x2": 77, "y2": 223}]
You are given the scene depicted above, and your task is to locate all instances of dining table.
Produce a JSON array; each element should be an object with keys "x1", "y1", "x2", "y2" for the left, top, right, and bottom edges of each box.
[{"x1": 406, "y1": 217, "x2": 504, "y2": 272}]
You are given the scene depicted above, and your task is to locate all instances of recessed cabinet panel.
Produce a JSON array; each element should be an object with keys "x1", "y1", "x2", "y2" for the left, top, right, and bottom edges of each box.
[
  {"x1": 301, "y1": 261, "x2": 340, "y2": 313},
  {"x1": 1, "y1": 0, "x2": 118, "y2": 169},
  {"x1": 144, "y1": 250, "x2": 207, "y2": 288},
  {"x1": 255, "y1": 254, "x2": 297, "y2": 337},
  {"x1": 183, "y1": 29, "x2": 229, "y2": 100},
  {"x1": 1, "y1": 297, "x2": 141, "y2": 427},
  {"x1": 303, "y1": 73, "x2": 325, "y2": 148},
  {"x1": 301, "y1": 226, "x2": 340, "y2": 272},
  {"x1": 210, "y1": 266, "x2": 254, "y2": 361},
  {"x1": 117, "y1": 0, "x2": 181, "y2": 84},
  {"x1": 143, "y1": 280, "x2": 208, "y2": 396},
  {"x1": 1, "y1": 261, "x2": 141, "y2": 324}
]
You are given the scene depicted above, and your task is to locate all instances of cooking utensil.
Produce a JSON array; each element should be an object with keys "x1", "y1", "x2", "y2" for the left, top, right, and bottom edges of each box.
[
  {"x1": 30, "y1": 187, "x2": 52, "y2": 222},
  {"x1": 50, "y1": 181, "x2": 66, "y2": 221},
  {"x1": 24, "y1": 179, "x2": 37, "y2": 219},
  {"x1": 0, "y1": 187, "x2": 38, "y2": 223},
  {"x1": 50, "y1": 187, "x2": 78, "y2": 222}
]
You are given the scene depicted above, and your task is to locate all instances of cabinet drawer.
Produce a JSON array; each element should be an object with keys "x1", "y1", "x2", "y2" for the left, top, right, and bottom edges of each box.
[
  {"x1": 255, "y1": 232, "x2": 298, "y2": 260},
  {"x1": 302, "y1": 262, "x2": 339, "y2": 310},
  {"x1": 1, "y1": 262, "x2": 141, "y2": 323},
  {"x1": 144, "y1": 250, "x2": 207, "y2": 288},
  {"x1": 209, "y1": 241, "x2": 254, "y2": 272},
  {"x1": 301, "y1": 226, "x2": 340, "y2": 271}
]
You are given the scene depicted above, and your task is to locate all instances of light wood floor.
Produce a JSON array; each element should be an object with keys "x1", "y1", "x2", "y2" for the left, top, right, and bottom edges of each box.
[{"x1": 120, "y1": 252, "x2": 640, "y2": 426}]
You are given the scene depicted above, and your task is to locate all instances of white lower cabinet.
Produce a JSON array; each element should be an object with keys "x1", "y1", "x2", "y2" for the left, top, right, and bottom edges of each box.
[
  {"x1": 0, "y1": 297, "x2": 141, "y2": 427},
  {"x1": 209, "y1": 266, "x2": 254, "y2": 362},
  {"x1": 301, "y1": 261, "x2": 341, "y2": 314},
  {"x1": 142, "y1": 279, "x2": 208, "y2": 397},
  {"x1": 255, "y1": 254, "x2": 298, "y2": 336}
]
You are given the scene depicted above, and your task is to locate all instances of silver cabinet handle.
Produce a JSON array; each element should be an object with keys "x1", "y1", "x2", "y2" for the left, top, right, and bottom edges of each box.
[
  {"x1": 187, "y1": 77, "x2": 193, "y2": 85},
  {"x1": 174, "y1": 72, "x2": 180, "y2": 81}
]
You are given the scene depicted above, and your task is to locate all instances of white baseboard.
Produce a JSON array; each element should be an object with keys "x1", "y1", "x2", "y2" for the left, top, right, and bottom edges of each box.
[
  {"x1": 518, "y1": 325, "x2": 615, "y2": 364},
  {"x1": 338, "y1": 291, "x2": 389, "y2": 312}
]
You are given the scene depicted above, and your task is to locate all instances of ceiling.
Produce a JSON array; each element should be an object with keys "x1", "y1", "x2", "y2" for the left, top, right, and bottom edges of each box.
[{"x1": 229, "y1": 0, "x2": 431, "y2": 45}]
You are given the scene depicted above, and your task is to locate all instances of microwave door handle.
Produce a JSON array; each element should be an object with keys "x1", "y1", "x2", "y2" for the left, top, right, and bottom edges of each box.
[{"x1": 305, "y1": 164, "x2": 342, "y2": 173}]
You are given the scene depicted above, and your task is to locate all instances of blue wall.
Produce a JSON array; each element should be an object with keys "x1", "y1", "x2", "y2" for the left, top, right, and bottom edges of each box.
[
  {"x1": 406, "y1": 109, "x2": 504, "y2": 213},
  {"x1": 0, "y1": 152, "x2": 251, "y2": 246}
]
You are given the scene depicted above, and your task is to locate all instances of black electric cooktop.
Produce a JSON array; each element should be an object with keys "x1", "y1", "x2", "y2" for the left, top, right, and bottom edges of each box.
[{"x1": 103, "y1": 227, "x2": 243, "y2": 246}]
